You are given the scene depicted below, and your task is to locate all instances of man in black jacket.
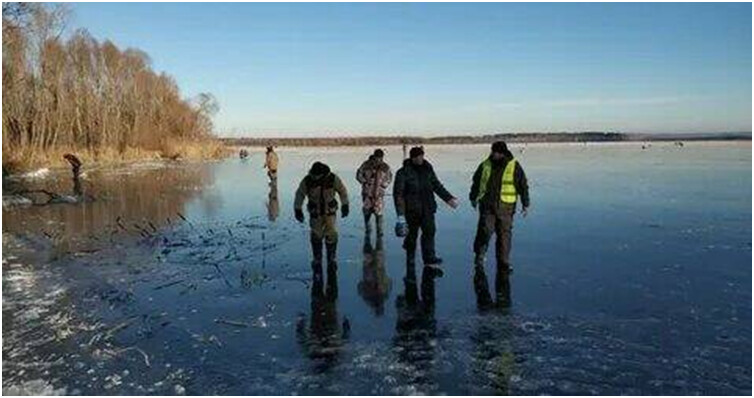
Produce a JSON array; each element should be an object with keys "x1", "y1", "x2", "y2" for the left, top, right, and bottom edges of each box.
[
  {"x1": 393, "y1": 146, "x2": 459, "y2": 276},
  {"x1": 469, "y1": 141, "x2": 529, "y2": 306}
]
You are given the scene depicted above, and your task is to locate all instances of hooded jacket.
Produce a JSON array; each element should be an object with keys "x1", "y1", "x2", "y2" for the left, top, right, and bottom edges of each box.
[
  {"x1": 356, "y1": 156, "x2": 393, "y2": 213},
  {"x1": 393, "y1": 159, "x2": 453, "y2": 217},
  {"x1": 295, "y1": 163, "x2": 349, "y2": 218},
  {"x1": 264, "y1": 150, "x2": 279, "y2": 171},
  {"x1": 469, "y1": 153, "x2": 529, "y2": 210}
]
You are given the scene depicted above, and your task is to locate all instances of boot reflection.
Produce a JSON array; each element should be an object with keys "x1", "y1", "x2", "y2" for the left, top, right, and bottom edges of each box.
[
  {"x1": 473, "y1": 265, "x2": 512, "y2": 312},
  {"x1": 358, "y1": 231, "x2": 391, "y2": 316},
  {"x1": 420, "y1": 266, "x2": 436, "y2": 308},
  {"x1": 473, "y1": 266, "x2": 494, "y2": 311},
  {"x1": 325, "y1": 241, "x2": 338, "y2": 298},
  {"x1": 310, "y1": 235, "x2": 324, "y2": 281}
]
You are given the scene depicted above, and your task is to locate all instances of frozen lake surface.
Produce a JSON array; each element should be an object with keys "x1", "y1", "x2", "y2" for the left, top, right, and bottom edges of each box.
[{"x1": 2, "y1": 142, "x2": 751, "y2": 395}]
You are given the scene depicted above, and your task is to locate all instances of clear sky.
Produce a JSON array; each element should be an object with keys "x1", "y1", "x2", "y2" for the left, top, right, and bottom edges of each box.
[{"x1": 71, "y1": 2, "x2": 752, "y2": 137}]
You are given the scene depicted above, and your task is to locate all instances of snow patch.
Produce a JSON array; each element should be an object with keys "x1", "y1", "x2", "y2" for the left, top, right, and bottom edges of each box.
[
  {"x1": 3, "y1": 379, "x2": 67, "y2": 395},
  {"x1": 20, "y1": 168, "x2": 50, "y2": 179}
]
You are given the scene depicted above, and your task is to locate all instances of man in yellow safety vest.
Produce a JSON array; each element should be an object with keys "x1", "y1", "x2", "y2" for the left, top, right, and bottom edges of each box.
[{"x1": 468, "y1": 141, "x2": 529, "y2": 306}]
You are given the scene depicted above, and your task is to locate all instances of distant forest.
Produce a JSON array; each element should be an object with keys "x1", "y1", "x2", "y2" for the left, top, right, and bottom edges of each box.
[
  {"x1": 2, "y1": 3, "x2": 222, "y2": 170},
  {"x1": 223, "y1": 132, "x2": 750, "y2": 147}
]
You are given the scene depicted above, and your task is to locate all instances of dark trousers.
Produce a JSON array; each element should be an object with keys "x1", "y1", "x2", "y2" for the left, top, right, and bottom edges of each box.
[
  {"x1": 403, "y1": 211, "x2": 436, "y2": 263},
  {"x1": 363, "y1": 209, "x2": 384, "y2": 235},
  {"x1": 473, "y1": 203, "x2": 515, "y2": 269}
]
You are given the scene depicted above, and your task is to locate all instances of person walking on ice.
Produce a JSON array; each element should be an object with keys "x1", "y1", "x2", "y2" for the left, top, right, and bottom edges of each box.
[
  {"x1": 264, "y1": 146, "x2": 279, "y2": 182},
  {"x1": 468, "y1": 141, "x2": 530, "y2": 306},
  {"x1": 356, "y1": 149, "x2": 393, "y2": 237},
  {"x1": 393, "y1": 146, "x2": 459, "y2": 278},
  {"x1": 294, "y1": 162, "x2": 350, "y2": 284}
]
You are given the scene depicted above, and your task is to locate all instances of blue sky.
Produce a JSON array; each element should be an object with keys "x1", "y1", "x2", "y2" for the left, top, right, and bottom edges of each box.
[{"x1": 71, "y1": 3, "x2": 751, "y2": 137}]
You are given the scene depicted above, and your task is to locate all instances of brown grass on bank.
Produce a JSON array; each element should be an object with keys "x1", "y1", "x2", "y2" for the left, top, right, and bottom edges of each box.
[{"x1": 2, "y1": 138, "x2": 231, "y2": 174}]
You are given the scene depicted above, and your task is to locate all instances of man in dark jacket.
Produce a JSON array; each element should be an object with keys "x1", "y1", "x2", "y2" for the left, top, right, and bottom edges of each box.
[
  {"x1": 469, "y1": 141, "x2": 529, "y2": 306},
  {"x1": 295, "y1": 162, "x2": 349, "y2": 282},
  {"x1": 393, "y1": 146, "x2": 459, "y2": 276}
]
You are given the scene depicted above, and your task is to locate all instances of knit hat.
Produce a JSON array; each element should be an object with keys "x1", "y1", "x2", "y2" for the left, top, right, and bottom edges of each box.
[
  {"x1": 491, "y1": 141, "x2": 508, "y2": 154},
  {"x1": 409, "y1": 146, "x2": 424, "y2": 158},
  {"x1": 309, "y1": 161, "x2": 330, "y2": 176}
]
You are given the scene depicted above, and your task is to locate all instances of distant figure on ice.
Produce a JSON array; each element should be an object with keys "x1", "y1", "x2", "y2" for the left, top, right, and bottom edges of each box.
[
  {"x1": 356, "y1": 149, "x2": 392, "y2": 236},
  {"x1": 63, "y1": 153, "x2": 83, "y2": 197},
  {"x1": 264, "y1": 146, "x2": 279, "y2": 182},
  {"x1": 393, "y1": 146, "x2": 459, "y2": 278},
  {"x1": 469, "y1": 141, "x2": 529, "y2": 306},
  {"x1": 294, "y1": 162, "x2": 349, "y2": 283},
  {"x1": 239, "y1": 148, "x2": 249, "y2": 159}
]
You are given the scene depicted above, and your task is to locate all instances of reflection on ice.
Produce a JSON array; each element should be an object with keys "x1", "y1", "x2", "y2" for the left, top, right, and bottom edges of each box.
[
  {"x1": 358, "y1": 231, "x2": 391, "y2": 316},
  {"x1": 2, "y1": 142, "x2": 751, "y2": 394}
]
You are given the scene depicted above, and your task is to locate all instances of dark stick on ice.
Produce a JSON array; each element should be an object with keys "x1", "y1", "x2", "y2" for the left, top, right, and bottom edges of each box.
[
  {"x1": 153, "y1": 279, "x2": 184, "y2": 290},
  {"x1": 213, "y1": 263, "x2": 233, "y2": 288},
  {"x1": 214, "y1": 318, "x2": 249, "y2": 328}
]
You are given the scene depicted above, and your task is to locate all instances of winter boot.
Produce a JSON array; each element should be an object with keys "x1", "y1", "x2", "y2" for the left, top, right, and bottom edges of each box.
[
  {"x1": 420, "y1": 267, "x2": 436, "y2": 307},
  {"x1": 424, "y1": 256, "x2": 444, "y2": 278}
]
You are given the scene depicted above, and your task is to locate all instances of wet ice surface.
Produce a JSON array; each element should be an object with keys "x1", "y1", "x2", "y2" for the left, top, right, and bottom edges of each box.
[{"x1": 3, "y1": 142, "x2": 751, "y2": 395}]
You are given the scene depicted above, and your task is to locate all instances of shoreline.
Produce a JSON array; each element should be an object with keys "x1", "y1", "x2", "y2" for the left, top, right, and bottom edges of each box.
[
  {"x1": 221, "y1": 132, "x2": 751, "y2": 147},
  {"x1": 2, "y1": 139, "x2": 231, "y2": 175}
]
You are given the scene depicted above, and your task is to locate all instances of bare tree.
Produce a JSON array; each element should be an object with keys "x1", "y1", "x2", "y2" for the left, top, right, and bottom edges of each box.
[{"x1": 2, "y1": 4, "x2": 220, "y2": 168}]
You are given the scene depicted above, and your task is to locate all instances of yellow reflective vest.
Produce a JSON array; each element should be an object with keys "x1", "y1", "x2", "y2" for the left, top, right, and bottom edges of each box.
[{"x1": 476, "y1": 158, "x2": 518, "y2": 204}]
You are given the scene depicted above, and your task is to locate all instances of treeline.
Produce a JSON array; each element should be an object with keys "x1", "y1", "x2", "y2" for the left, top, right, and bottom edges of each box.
[
  {"x1": 2, "y1": 3, "x2": 221, "y2": 170},
  {"x1": 224, "y1": 132, "x2": 751, "y2": 148},
  {"x1": 224, "y1": 132, "x2": 628, "y2": 147}
]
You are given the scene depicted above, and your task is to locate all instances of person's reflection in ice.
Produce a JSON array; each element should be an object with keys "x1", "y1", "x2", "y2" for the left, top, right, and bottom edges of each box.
[
  {"x1": 469, "y1": 272, "x2": 515, "y2": 394},
  {"x1": 393, "y1": 266, "x2": 438, "y2": 389},
  {"x1": 266, "y1": 179, "x2": 279, "y2": 222},
  {"x1": 473, "y1": 262, "x2": 511, "y2": 310},
  {"x1": 296, "y1": 276, "x2": 350, "y2": 373},
  {"x1": 357, "y1": 231, "x2": 391, "y2": 316}
]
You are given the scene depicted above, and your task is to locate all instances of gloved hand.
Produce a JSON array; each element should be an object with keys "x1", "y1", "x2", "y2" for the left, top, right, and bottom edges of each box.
[
  {"x1": 395, "y1": 215, "x2": 408, "y2": 237},
  {"x1": 341, "y1": 204, "x2": 349, "y2": 218},
  {"x1": 295, "y1": 208, "x2": 305, "y2": 223}
]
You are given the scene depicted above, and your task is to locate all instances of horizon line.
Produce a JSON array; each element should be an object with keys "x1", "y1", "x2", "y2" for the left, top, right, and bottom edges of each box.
[{"x1": 217, "y1": 131, "x2": 753, "y2": 140}]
